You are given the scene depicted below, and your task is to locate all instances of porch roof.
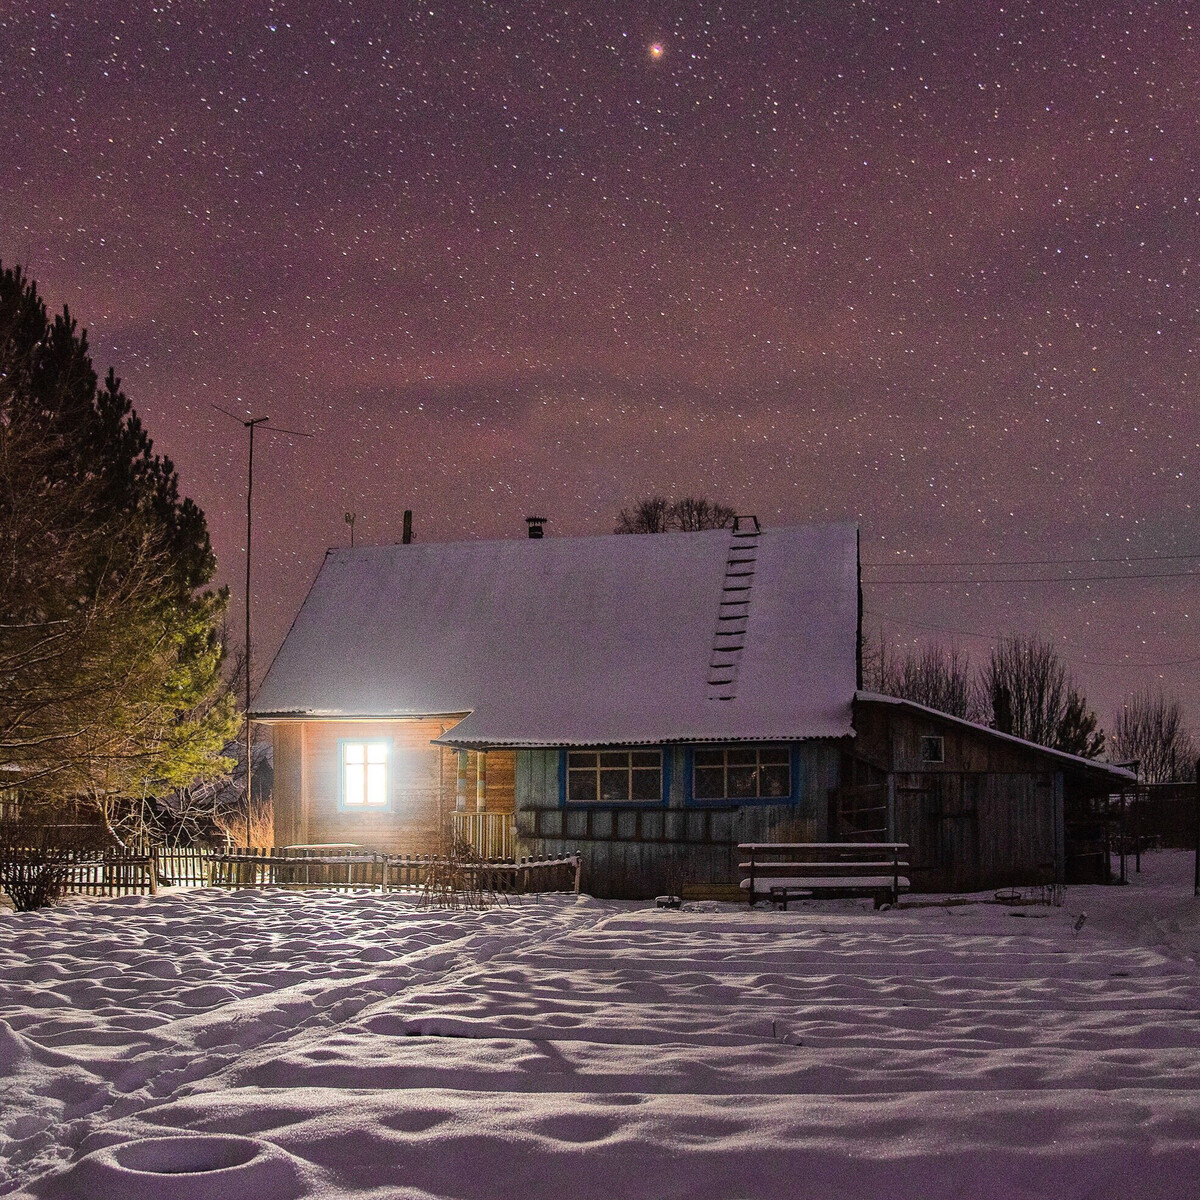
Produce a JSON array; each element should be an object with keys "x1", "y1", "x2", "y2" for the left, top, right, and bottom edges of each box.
[{"x1": 252, "y1": 523, "x2": 860, "y2": 746}]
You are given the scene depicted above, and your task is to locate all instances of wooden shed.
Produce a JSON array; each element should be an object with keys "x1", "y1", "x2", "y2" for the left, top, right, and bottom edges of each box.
[{"x1": 844, "y1": 694, "x2": 1134, "y2": 891}]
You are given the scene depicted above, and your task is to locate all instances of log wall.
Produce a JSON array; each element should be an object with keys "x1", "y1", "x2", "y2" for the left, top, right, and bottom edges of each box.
[{"x1": 270, "y1": 719, "x2": 515, "y2": 854}]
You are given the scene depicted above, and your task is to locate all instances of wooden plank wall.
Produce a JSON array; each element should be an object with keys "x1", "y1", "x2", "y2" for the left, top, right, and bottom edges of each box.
[
  {"x1": 514, "y1": 743, "x2": 840, "y2": 899},
  {"x1": 271, "y1": 721, "x2": 514, "y2": 854},
  {"x1": 890, "y1": 770, "x2": 1057, "y2": 892}
]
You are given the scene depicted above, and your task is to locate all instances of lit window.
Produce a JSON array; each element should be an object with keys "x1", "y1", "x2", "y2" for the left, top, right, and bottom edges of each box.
[
  {"x1": 920, "y1": 735, "x2": 945, "y2": 764},
  {"x1": 341, "y1": 740, "x2": 389, "y2": 808},
  {"x1": 566, "y1": 750, "x2": 662, "y2": 803},
  {"x1": 693, "y1": 745, "x2": 791, "y2": 801}
]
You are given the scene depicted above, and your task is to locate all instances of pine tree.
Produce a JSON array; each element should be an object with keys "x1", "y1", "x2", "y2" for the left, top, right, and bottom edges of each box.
[{"x1": 0, "y1": 263, "x2": 237, "y2": 835}]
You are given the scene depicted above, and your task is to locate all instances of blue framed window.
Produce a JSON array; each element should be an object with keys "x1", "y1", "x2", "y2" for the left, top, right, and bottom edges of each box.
[
  {"x1": 563, "y1": 749, "x2": 665, "y2": 805},
  {"x1": 338, "y1": 738, "x2": 391, "y2": 811},
  {"x1": 686, "y1": 744, "x2": 798, "y2": 805}
]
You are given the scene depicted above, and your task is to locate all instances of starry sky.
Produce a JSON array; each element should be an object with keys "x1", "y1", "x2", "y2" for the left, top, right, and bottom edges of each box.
[{"x1": 2, "y1": 1, "x2": 1197, "y2": 730}]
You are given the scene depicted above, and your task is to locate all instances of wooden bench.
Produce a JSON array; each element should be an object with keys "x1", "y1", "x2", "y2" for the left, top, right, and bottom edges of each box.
[{"x1": 738, "y1": 842, "x2": 911, "y2": 909}]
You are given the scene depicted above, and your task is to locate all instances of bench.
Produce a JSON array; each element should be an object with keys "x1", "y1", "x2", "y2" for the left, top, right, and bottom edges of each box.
[{"x1": 738, "y1": 842, "x2": 911, "y2": 909}]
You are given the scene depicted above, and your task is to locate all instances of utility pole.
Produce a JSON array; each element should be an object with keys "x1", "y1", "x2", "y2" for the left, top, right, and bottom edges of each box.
[
  {"x1": 344, "y1": 511, "x2": 356, "y2": 547},
  {"x1": 1194, "y1": 756, "x2": 1200, "y2": 897},
  {"x1": 213, "y1": 404, "x2": 313, "y2": 850},
  {"x1": 243, "y1": 416, "x2": 269, "y2": 849}
]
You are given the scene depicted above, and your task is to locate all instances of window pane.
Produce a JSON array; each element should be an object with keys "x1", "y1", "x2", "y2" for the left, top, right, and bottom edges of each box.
[
  {"x1": 727, "y1": 766, "x2": 756, "y2": 797},
  {"x1": 599, "y1": 751, "x2": 629, "y2": 769},
  {"x1": 631, "y1": 768, "x2": 660, "y2": 801},
  {"x1": 726, "y1": 746, "x2": 757, "y2": 766},
  {"x1": 630, "y1": 751, "x2": 660, "y2": 768},
  {"x1": 694, "y1": 766, "x2": 725, "y2": 799},
  {"x1": 694, "y1": 748, "x2": 724, "y2": 767},
  {"x1": 758, "y1": 745, "x2": 789, "y2": 764},
  {"x1": 760, "y1": 764, "x2": 790, "y2": 798},
  {"x1": 568, "y1": 771, "x2": 597, "y2": 803},
  {"x1": 344, "y1": 743, "x2": 364, "y2": 765},
  {"x1": 367, "y1": 742, "x2": 388, "y2": 764},
  {"x1": 568, "y1": 751, "x2": 597, "y2": 769},
  {"x1": 344, "y1": 763, "x2": 365, "y2": 804},
  {"x1": 366, "y1": 763, "x2": 387, "y2": 805},
  {"x1": 599, "y1": 769, "x2": 629, "y2": 802}
]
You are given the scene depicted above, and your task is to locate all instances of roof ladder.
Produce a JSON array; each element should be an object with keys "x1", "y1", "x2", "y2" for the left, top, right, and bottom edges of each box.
[{"x1": 707, "y1": 515, "x2": 760, "y2": 702}]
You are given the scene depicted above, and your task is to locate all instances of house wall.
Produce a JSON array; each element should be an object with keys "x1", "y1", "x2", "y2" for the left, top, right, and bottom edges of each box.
[
  {"x1": 848, "y1": 701, "x2": 1073, "y2": 891},
  {"x1": 513, "y1": 741, "x2": 842, "y2": 899},
  {"x1": 270, "y1": 719, "x2": 514, "y2": 853}
]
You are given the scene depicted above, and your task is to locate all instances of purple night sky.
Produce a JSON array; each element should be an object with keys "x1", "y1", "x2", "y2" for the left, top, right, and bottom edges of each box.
[{"x1": 2, "y1": 2, "x2": 1196, "y2": 727}]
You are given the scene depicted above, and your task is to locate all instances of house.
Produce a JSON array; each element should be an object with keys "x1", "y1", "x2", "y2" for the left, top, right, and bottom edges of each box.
[{"x1": 251, "y1": 520, "x2": 1133, "y2": 897}]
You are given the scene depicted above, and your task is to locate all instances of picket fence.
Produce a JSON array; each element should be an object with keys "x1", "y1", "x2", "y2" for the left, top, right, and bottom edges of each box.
[{"x1": 21, "y1": 844, "x2": 581, "y2": 899}]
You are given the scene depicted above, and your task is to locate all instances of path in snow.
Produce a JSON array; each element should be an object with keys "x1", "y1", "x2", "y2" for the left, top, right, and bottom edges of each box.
[{"x1": 2, "y1": 852, "x2": 1199, "y2": 1199}]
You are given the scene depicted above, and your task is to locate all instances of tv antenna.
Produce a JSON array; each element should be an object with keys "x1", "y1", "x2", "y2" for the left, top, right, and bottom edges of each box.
[{"x1": 212, "y1": 404, "x2": 314, "y2": 846}]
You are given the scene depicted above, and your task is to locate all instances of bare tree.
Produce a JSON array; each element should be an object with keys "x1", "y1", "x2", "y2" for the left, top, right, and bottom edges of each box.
[
  {"x1": 671, "y1": 497, "x2": 735, "y2": 532},
  {"x1": 1110, "y1": 689, "x2": 1196, "y2": 782},
  {"x1": 981, "y1": 635, "x2": 1104, "y2": 758},
  {"x1": 614, "y1": 496, "x2": 672, "y2": 533},
  {"x1": 885, "y1": 644, "x2": 975, "y2": 719},
  {"x1": 615, "y1": 495, "x2": 734, "y2": 534}
]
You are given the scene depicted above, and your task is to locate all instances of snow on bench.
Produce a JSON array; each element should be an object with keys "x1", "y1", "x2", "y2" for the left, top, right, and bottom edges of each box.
[{"x1": 738, "y1": 842, "x2": 911, "y2": 910}]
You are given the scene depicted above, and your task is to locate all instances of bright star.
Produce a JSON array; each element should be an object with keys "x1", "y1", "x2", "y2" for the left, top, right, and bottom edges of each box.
[{"x1": 649, "y1": 42, "x2": 665, "y2": 60}]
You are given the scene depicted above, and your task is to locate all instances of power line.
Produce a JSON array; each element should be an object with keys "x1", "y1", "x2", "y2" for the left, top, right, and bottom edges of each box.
[
  {"x1": 863, "y1": 609, "x2": 1200, "y2": 669},
  {"x1": 864, "y1": 551, "x2": 1200, "y2": 568},
  {"x1": 866, "y1": 570, "x2": 1200, "y2": 585}
]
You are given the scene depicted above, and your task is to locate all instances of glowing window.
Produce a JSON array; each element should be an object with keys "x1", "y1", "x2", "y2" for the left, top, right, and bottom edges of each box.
[{"x1": 341, "y1": 740, "x2": 389, "y2": 808}]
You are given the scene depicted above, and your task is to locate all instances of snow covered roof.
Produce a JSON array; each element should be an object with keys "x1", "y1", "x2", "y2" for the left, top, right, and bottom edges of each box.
[
  {"x1": 854, "y1": 691, "x2": 1136, "y2": 783},
  {"x1": 252, "y1": 523, "x2": 860, "y2": 746}
]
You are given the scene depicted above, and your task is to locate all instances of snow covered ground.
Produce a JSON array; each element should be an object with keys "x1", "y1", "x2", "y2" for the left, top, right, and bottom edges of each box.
[{"x1": 2, "y1": 852, "x2": 1198, "y2": 1199}]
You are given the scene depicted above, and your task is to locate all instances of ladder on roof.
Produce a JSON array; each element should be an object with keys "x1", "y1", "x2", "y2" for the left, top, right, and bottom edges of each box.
[{"x1": 707, "y1": 515, "x2": 760, "y2": 702}]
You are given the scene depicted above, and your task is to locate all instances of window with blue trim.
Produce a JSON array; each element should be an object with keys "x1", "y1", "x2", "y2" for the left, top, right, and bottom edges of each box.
[
  {"x1": 693, "y1": 745, "x2": 790, "y2": 801},
  {"x1": 340, "y1": 739, "x2": 390, "y2": 809},
  {"x1": 567, "y1": 750, "x2": 662, "y2": 803}
]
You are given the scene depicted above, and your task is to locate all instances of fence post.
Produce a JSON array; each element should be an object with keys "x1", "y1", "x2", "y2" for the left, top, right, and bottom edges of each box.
[{"x1": 149, "y1": 849, "x2": 159, "y2": 896}]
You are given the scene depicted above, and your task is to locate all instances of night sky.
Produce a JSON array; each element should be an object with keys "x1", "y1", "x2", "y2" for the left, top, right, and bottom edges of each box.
[{"x1": 2, "y1": 2, "x2": 1196, "y2": 728}]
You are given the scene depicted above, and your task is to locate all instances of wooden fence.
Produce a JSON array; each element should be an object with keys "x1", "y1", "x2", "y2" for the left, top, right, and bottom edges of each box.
[
  {"x1": 208, "y1": 847, "x2": 581, "y2": 895},
  {"x1": 62, "y1": 848, "x2": 158, "y2": 897},
  {"x1": 3, "y1": 843, "x2": 581, "y2": 901}
]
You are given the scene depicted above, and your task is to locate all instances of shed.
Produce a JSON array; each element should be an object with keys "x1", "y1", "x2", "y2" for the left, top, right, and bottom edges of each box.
[{"x1": 847, "y1": 693, "x2": 1135, "y2": 890}]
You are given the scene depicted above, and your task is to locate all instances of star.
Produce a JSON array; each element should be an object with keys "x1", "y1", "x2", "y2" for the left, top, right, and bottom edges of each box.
[{"x1": 648, "y1": 42, "x2": 665, "y2": 60}]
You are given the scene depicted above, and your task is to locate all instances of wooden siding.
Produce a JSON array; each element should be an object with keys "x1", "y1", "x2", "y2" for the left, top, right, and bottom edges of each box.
[
  {"x1": 889, "y1": 770, "x2": 1058, "y2": 892},
  {"x1": 514, "y1": 743, "x2": 841, "y2": 899},
  {"x1": 846, "y1": 699, "x2": 1115, "y2": 892},
  {"x1": 269, "y1": 720, "x2": 514, "y2": 855}
]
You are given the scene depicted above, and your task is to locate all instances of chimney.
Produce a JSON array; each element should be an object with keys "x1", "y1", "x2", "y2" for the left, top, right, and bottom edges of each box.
[
  {"x1": 402, "y1": 510, "x2": 413, "y2": 545},
  {"x1": 525, "y1": 516, "x2": 547, "y2": 539}
]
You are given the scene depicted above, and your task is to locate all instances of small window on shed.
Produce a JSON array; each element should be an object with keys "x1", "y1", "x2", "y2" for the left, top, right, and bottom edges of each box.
[{"x1": 920, "y1": 735, "x2": 945, "y2": 764}]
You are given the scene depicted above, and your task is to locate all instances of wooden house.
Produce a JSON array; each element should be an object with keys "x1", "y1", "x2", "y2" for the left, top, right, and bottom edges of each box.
[{"x1": 251, "y1": 521, "x2": 1132, "y2": 897}]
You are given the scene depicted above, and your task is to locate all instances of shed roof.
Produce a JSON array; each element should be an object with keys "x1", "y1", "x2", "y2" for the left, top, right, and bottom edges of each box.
[
  {"x1": 252, "y1": 523, "x2": 860, "y2": 746},
  {"x1": 854, "y1": 691, "x2": 1136, "y2": 784}
]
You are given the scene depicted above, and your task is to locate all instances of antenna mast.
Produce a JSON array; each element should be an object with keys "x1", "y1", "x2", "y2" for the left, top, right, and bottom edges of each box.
[{"x1": 243, "y1": 416, "x2": 269, "y2": 847}]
